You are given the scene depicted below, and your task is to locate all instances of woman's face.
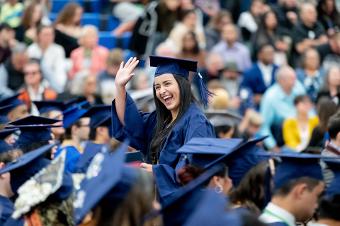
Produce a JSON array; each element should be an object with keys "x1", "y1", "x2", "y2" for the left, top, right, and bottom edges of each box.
[
  {"x1": 328, "y1": 67, "x2": 340, "y2": 86},
  {"x1": 304, "y1": 49, "x2": 320, "y2": 70},
  {"x1": 183, "y1": 12, "x2": 197, "y2": 29},
  {"x1": 83, "y1": 76, "x2": 97, "y2": 95},
  {"x1": 73, "y1": 7, "x2": 83, "y2": 25},
  {"x1": 265, "y1": 12, "x2": 277, "y2": 30},
  {"x1": 182, "y1": 33, "x2": 196, "y2": 51},
  {"x1": 154, "y1": 74, "x2": 181, "y2": 114}
]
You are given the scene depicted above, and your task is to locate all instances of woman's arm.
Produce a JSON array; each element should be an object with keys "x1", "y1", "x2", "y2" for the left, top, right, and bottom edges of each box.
[{"x1": 114, "y1": 57, "x2": 139, "y2": 126}]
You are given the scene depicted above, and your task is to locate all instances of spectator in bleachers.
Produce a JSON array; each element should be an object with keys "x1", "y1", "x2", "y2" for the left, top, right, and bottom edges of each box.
[
  {"x1": 238, "y1": 108, "x2": 263, "y2": 140},
  {"x1": 177, "y1": 31, "x2": 205, "y2": 68},
  {"x1": 241, "y1": 44, "x2": 278, "y2": 108},
  {"x1": 322, "y1": 112, "x2": 340, "y2": 156},
  {"x1": 308, "y1": 97, "x2": 337, "y2": 149},
  {"x1": 204, "y1": 10, "x2": 232, "y2": 51},
  {"x1": 0, "y1": 23, "x2": 16, "y2": 64},
  {"x1": 161, "y1": 9, "x2": 206, "y2": 55},
  {"x1": 259, "y1": 66, "x2": 305, "y2": 151},
  {"x1": 317, "y1": 0, "x2": 340, "y2": 36},
  {"x1": 317, "y1": 65, "x2": 340, "y2": 105},
  {"x1": 27, "y1": 0, "x2": 52, "y2": 25},
  {"x1": 317, "y1": 32, "x2": 340, "y2": 69},
  {"x1": 15, "y1": 2, "x2": 43, "y2": 45},
  {"x1": 293, "y1": 3, "x2": 328, "y2": 56},
  {"x1": 194, "y1": 0, "x2": 220, "y2": 22},
  {"x1": 252, "y1": 10, "x2": 291, "y2": 65},
  {"x1": 296, "y1": 48, "x2": 325, "y2": 102},
  {"x1": 211, "y1": 23, "x2": 252, "y2": 72},
  {"x1": 237, "y1": 0, "x2": 268, "y2": 43},
  {"x1": 0, "y1": 43, "x2": 27, "y2": 97},
  {"x1": 283, "y1": 95, "x2": 319, "y2": 152},
  {"x1": 0, "y1": 0, "x2": 24, "y2": 28},
  {"x1": 202, "y1": 52, "x2": 224, "y2": 82},
  {"x1": 69, "y1": 25, "x2": 109, "y2": 80},
  {"x1": 19, "y1": 58, "x2": 57, "y2": 110},
  {"x1": 26, "y1": 25, "x2": 67, "y2": 93},
  {"x1": 70, "y1": 73, "x2": 103, "y2": 105},
  {"x1": 54, "y1": 2, "x2": 83, "y2": 57},
  {"x1": 271, "y1": 0, "x2": 299, "y2": 31},
  {"x1": 208, "y1": 87, "x2": 230, "y2": 110}
]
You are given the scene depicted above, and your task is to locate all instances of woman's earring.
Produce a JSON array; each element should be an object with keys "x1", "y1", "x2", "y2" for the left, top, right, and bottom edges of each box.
[{"x1": 214, "y1": 184, "x2": 223, "y2": 194}]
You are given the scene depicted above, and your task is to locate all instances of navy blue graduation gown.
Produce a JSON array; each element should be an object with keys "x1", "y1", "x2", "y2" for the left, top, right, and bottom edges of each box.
[
  {"x1": 3, "y1": 217, "x2": 24, "y2": 226},
  {"x1": 267, "y1": 223, "x2": 289, "y2": 226},
  {"x1": 55, "y1": 145, "x2": 81, "y2": 173},
  {"x1": 74, "y1": 142, "x2": 106, "y2": 173},
  {"x1": 0, "y1": 195, "x2": 14, "y2": 225},
  {"x1": 111, "y1": 93, "x2": 215, "y2": 168}
]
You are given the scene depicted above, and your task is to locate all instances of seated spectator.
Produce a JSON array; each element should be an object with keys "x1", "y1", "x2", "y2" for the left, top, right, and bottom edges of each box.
[
  {"x1": 208, "y1": 87, "x2": 230, "y2": 110},
  {"x1": 317, "y1": 0, "x2": 340, "y2": 36},
  {"x1": 317, "y1": 65, "x2": 340, "y2": 105},
  {"x1": 317, "y1": 32, "x2": 340, "y2": 70},
  {"x1": 15, "y1": 2, "x2": 43, "y2": 45},
  {"x1": 238, "y1": 109, "x2": 263, "y2": 140},
  {"x1": 159, "y1": 9, "x2": 206, "y2": 55},
  {"x1": 296, "y1": 48, "x2": 325, "y2": 102},
  {"x1": 259, "y1": 66, "x2": 305, "y2": 151},
  {"x1": 54, "y1": 2, "x2": 83, "y2": 57},
  {"x1": 177, "y1": 31, "x2": 206, "y2": 68},
  {"x1": 322, "y1": 112, "x2": 340, "y2": 156},
  {"x1": 0, "y1": 0, "x2": 24, "y2": 28},
  {"x1": 308, "y1": 97, "x2": 337, "y2": 149},
  {"x1": 237, "y1": 0, "x2": 268, "y2": 43},
  {"x1": 70, "y1": 74, "x2": 103, "y2": 105},
  {"x1": 271, "y1": 0, "x2": 299, "y2": 30},
  {"x1": 293, "y1": 3, "x2": 328, "y2": 55},
  {"x1": 29, "y1": 0, "x2": 52, "y2": 25},
  {"x1": 19, "y1": 58, "x2": 57, "y2": 110},
  {"x1": 69, "y1": 25, "x2": 109, "y2": 80},
  {"x1": 241, "y1": 44, "x2": 278, "y2": 108},
  {"x1": 211, "y1": 23, "x2": 251, "y2": 72},
  {"x1": 0, "y1": 23, "x2": 16, "y2": 64},
  {"x1": 0, "y1": 43, "x2": 28, "y2": 96},
  {"x1": 220, "y1": 62, "x2": 242, "y2": 105},
  {"x1": 204, "y1": 10, "x2": 232, "y2": 51},
  {"x1": 252, "y1": 10, "x2": 291, "y2": 65},
  {"x1": 283, "y1": 95, "x2": 319, "y2": 152},
  {"x1": 27, "y1": 25, "x2": 67, "y2": 93},
  {"x1": 201, "y1": 52, "x2": 224, "y2": 82}
]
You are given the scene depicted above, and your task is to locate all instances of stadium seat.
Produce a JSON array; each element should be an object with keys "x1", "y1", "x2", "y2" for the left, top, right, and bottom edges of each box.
[
  {"x1": 81, "y1": 13, "x2": 100, "y2": 27},
  {"x1": 98, "y1": 32, "x2": 116, "y2": 49},
  {"x1": 106, "y1": 16, "x2": 120, "y2": 31}
]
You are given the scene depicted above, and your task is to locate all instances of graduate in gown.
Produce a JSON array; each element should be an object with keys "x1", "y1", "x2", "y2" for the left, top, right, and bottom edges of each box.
[
  {"x1": 74, "y1": 105, "x2": 112, "y2": 173},
  {"x1": 112, "y1": 56, "x2": 215, "y2": 172}
]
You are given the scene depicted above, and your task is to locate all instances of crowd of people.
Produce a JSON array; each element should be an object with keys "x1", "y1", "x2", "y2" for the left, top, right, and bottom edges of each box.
[{"x1": 0, "y1": 0, "x2": 340, "y2": 225}]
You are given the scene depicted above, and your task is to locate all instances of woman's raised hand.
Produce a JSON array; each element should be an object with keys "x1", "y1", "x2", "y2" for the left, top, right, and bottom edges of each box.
[{"x1": 115, "y1": 57, "x2": 139, "y2": 89}]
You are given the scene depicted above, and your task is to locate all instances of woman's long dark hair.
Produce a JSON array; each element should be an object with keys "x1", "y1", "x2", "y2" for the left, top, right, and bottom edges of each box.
[{"x1": 149, "y1": 75, "x2": 195, "y2": 164}]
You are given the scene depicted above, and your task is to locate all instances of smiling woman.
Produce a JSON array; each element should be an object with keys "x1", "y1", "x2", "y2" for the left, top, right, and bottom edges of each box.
[{"x1": 111, "y1": 56, "x2": 214, "y2": 171}]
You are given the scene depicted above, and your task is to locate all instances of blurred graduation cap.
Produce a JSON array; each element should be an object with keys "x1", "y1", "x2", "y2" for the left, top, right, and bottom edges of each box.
[
  {"x1": 62, "y1": 103, "x2": 89, "y2": 129},
  {"x1": 324, "y1": 159, "x2": 340, "y2": 197},
  {"x1": 0, "y1": 105, "x2": 15, "y2": 124},
  {"x1": 0, "y1": 143, "x2": 56, "y2": 194},
  {"x1": 0, "y1": 128, "x2": 17, "y2": 154},
  {"x1": 74, "y1": 141, "x2": 139, "y2": 224},
  {"x1": 33, "y1": 100, "x2": 66, "y2": 115},
  {"x1": 12, "y1": 150, "x2": 73, "y2": 219},
  {"x1": 83, "y1": 105, "x2": 111, "y2": 128},
  {"x1": 149, "y1": 55, "x2": 211, "y2": 106},
  {"x1": 258, "y1": 149, "x2": 324, "y2": 190},
  {"x1": 205, "y1": 110, "x2": 242, "y2": 128},
  {"x1": 6, "y1": 116, "x2": 61, "y2": 150},
  {"x1": 0, "y1": 94, "x2": 24, "y2": 108},
  {"x1": 63, "y1": 97, "x2": 89, "y2": 109}
]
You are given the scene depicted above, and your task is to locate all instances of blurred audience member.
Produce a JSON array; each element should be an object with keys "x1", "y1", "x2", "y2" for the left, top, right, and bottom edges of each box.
[
  {"x1": 54, "y1": 2, "x2": 83, "y2": 57},
  {"x1": 70, "y1": 74, "x2": 103, "y2": 105},
  {"x1": 205, "y1": 10, "x2": 232, "y2": 51},
  {"x1": 317, "y1": 32, "x2": 340, "y2": 69},
  {"x1": 211, "y1": 23, "x2": 252, "y2": 72},
  {"x1": 0, "y1": 43, "x2": 28, "y2": 96},
  {"x1": 19, "y1": 58, "x2": 57, "y2": 110},
  {"x1": 271, "y1": 0, "x2": 299, "y2": 30},
  {"x1": 208, "y1": 87, "x2": 230, "y2": 110},
  {"x1": 296, "y1": 48, "x2": 325, "y2": 102},
  {"x1": 241, "y1": 44, "x2": 278, "y2": 108},
  {"x1": 259, "y1": 66, "x2": 305, "y2": 151},
  {"x1": 69, "y1": 25, "x2": 109, "y2": 80},
  {"x1": 322, "y1": 112, "x2": 340, "y2": 156},
  {"x1": 0, "y1": 23, "x2": 16, "y2": 64},
  {"x1": 0, "y1": 0, "x2": 24, "y2": 28},
  {"x1": 317, "y1": 65, "x2": 340, "y2": 105},
  {"x1": 238, "y1": 109, "x2": 263, "y2": 140},
  {"x1": 202, "y1": 52, "x2": 224, "y2": 82},
  {"x1": 317, "y1": 0, "x2": 340, "y2": 36},
  {"x1": 27, "y1": 25, "x2": 67, "y2": 93},
  {"x1": 283, "y1": 95, "x2": 319, "y2": 152},
  {"x1": 177, "y1": 31, "x2": 205, "y2": 68}
]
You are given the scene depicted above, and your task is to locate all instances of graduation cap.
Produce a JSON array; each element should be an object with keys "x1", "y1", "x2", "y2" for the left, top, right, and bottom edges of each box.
[
  {"x1": 258, "y1": 149, "x2": 324, "y2": 190},
  {"x1": 62, "y1": 104, "x2": 89, "y2": 129},
  {"x1": 324, "y1": 159, "x2": 340, "y2": 197},
  {"x1": 205, "y1": 110, "x2": 242, "y2": 128},
  {"x1": 0, "y1": 128, "x2": 17, "y2": 154},
  {"x1": 0, "y1": 94, "x2": 25, "y2": 116},
  {"x1": 83, "y1": 105, "x2": 111, "y2": 128},
  {"x1": 149, "y1": 55, "x2": 212, "y2": 107},
  {"x1": 6, "y1": 116, "x2": 61, "y2": 150},
  {"x1": 12, "y1": 150, "x2": 73, "y2": 219},
  {"x1": 63, "y1": 97, "x2": 88, "y2": 109},
  {"x1": 204, "y1": 136, "x2": 269, "y2": 187},
  {"x1": 183, "y1": 190, "x2": 242, "y2": 226},
  {"x1": 0, "y1": 143, "x2": 56, "y2": 194},
  {"x1": 0, "y1": 105, "x2": 14, "y2": 124},
  {"x1": 33, "y1": 100, "x2": 66, "y2": 115},
  {"x1": 74, "y1": 141, "x2": 138, "y2": 224}
]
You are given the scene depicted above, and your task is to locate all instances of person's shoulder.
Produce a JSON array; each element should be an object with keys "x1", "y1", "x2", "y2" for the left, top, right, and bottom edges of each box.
[
  {"x1": 211, "y1": 41, "x2": 225, "y2": 51},
  {"x1": 283, "y1": 117, "x2": 297, "y2": 126}
]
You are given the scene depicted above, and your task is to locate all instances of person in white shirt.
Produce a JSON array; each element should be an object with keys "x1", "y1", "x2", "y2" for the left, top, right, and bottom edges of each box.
[{"x1": 26, "y1": 25, "x2": 67, "y2": 93}]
